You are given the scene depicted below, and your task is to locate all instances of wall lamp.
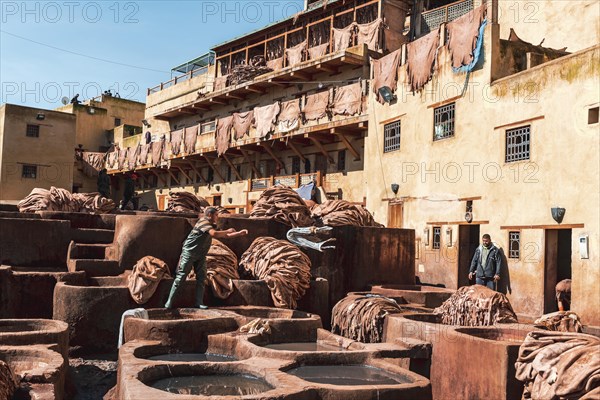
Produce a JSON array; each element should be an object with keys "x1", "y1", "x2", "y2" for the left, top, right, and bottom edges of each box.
[
  {"x1": 36, "y1": 113, "x2": 45, "y2": 120},
  {"x1": 423, "y1": 228, "x2": 430, "y2": 246},
  {"x1": 391, "y1": 183, "x2": 399, "y2": 197},
  {"x1": 87, "y1": 107, "x2": 96, "y2": 115},
  {"x1": 446, "y1": 227, "x2": 453, "y2": 247},
  {"x1": 378, "y1": 86, "x2": 397, "y2": 104}
]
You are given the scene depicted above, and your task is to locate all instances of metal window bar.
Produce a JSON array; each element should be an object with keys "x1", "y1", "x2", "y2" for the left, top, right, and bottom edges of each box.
[
  {"x1": 384, "y1": 120, "x2": 401, "y2": 153},
  {"x1": 505, "y1": 125, "x2": 531, "y2": 163},
  {"x1": 22, "y1": 165, "x2": 37, "y2": 179},
  {"x1": 433, "y1": 227, "x2": 441, "y2": 249},
  {"x1": 421, "y1": 0, "x2": 474, "y2": 35},
  {"x1": 433, "y1": 103, "x2": 455, "y2": 141},
  {"x1": 26, "y1": 125, "x2": 40, "y2": 137},
  {"x1": 509, "y1": 231, "x2": 520, "y2": 258}
]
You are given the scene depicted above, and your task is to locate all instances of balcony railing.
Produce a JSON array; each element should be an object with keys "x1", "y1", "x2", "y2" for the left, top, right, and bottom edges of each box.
[
  {"x1": 249, "y1": 172, "x2": 322, "y2": 191},
  {"x1": 420, "y1": 0, "x2": 474, "y2": 35},
  {"x1": 148, "y1": 66, "x2": 211, "y2": 95}
]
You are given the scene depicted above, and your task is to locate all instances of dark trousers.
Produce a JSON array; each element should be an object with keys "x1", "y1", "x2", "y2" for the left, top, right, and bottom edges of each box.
[{"x1": 476, "y1": 277, "x2": 496, "y2": 290}]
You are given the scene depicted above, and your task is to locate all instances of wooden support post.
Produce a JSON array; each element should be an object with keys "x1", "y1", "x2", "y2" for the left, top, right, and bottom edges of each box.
[
  {"x1": 151, "y1": 169, "x2": 167, "y2": 186},
  {"x1": 308, "y1": 136, "x2": 334, "y2": 163},
  {"x1": 177, "y1": 166, "x2": 193, "y2": 182},
  {"x1": 287, "y1": 141, "x2": 306, "y2": 162},
  {"x1": 203, "y1": 156, "x2": 226, "y2": 182},
  {"x1": 167, "y1": 169, "x2": 180, "y2": 186},
  {"x1": 240, "y1": 149, "x2": 262, "y2": 178},
  {"x1": 260, "y1": 142, "x2": 287, "y2": 173},
  {"x1": 187, "y1": 162, "x2": 207, "y2": 183},
  {"x1": 331, "y1": 128, "x2": 361, "y2": 161},
  {"x1": 223, "y1": 154, "x2": 243, "y2": 181}
]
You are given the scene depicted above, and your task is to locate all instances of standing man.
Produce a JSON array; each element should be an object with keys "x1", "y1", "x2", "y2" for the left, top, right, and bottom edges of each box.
[
  {"x1": 468, "y1": 234, "x2": 502, "y2": 290},
  {"x1": 120, "y1": 173, "x2": 136, "y2": 210},
  {"x1": 165, "y1": 207, "x2": 248, "y2": 309},
  {"x1": 97, "y1": 169, "x2": 111, "y2": 198}
]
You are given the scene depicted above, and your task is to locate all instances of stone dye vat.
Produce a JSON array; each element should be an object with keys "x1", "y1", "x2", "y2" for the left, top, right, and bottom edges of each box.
[
  {"x1": 0, "y1": 345, "x2": 66, "y2": 400},
  {"x1": 0, "y1": 319, "x2": 69, "y2": 359},
  {"x1": 287, "y1": 364, "x2": 411, "y2": 385},
  {"x1": 220, "y1": 306, "x2": 323, "y2": 338},
  {"x1": 132, "y1": 342, "x2": 239, "y2": 363},
  {"x1": 370, "y1": 285, "x2": 455, "y2": 308},
  {"x1": 149, "y1": 374, "x2": 274, "y2": 396}
]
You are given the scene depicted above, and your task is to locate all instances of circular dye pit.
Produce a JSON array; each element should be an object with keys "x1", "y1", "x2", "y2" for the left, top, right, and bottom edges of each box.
[
  {"x1": 150, "y1": 374, "x2": 273, "y2": 396},
  {"x1": 264, "y1": 342, "x2": 347, "y2": 352},
  {"x1": 146, "y1": 353, "x2": 237, "y2": 362},
  {"x1": 287, "y1": 365, "x2": 413, "y2": 386}
]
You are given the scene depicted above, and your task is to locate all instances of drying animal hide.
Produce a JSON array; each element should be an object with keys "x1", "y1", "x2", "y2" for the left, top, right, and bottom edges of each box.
[
  {"x1": 534, "y1": 311, "x2": 583, "y2": 333},
  {"x1": 138, "y1": 143, "x2": 152, "y2": 166},
  {"x1": 166, "y1": 191, "x2": 209, "y2": 213},
  {"x1": 215, "y1": 116, "x2": 233, "y2": 156},
  {"x1": 446, "y1": 4, "x2": 486, "y2": 70},
  {"x1": 332, "y1": 82, "x2": 362, "y2": 116},
  {"x1": 372, "y1": 48, "x2": 402, "y2": 104},
  {"x1": 183, "y1": 125, "x2": 198, "y2": 154},
  {"x1": 356, "y1": 18, "x2": 383, "y2": 50},
  {"x1": 515, "y1": 331, "x2": 600, "y2": 400},
  {"x1": 249, "y1": 185, "x2": 313, "y2": 227},
  {"x1": 151, "y1": 138, "x2": 165, "y2": 167},
  {"x1": 0, "y1": 360, "x2": 17, "y2": 400},
  {"x1": 303, "y1": 91, "x2": 330, "y2": 121},
  {"x1": 254, "y1": 103, "x2": 280, "y2": 139},
  {"x1": 308, "y1": 43, "x2": 329, "y2": 60},
  {"x1": 205, "y1": 239, "x2": 239, "y2": 299},
  {"x1": 169, "y1": 129, "x2": 183, "y2": 156},
  {"x1": 333, "y1": 23, "x2": 356, "y2": 51},
  {"x1": 117, "y1": 147, "x2": 128, "y2": 170},
  {"x1": 18, "y1": 187, "x2": 116, "y2": 214},
  {"x1": 127, "y1": 145, "x2": 140, "y2": 170},
  {"x1": 118, "y1": 308, "x2": 148, "y2": 348},
  {"x1": 286, "y1": 226, "x2": 336, "y2": 252},
  {"x1": 433, "y1": 285, "x2": 518, "y2": 326},
  {"x1": 214, "y1": 75, "x2": 229, "y2": 91},
  {"x1": 106, "y1": 150, "x2": 118, "y2": 169},
  {"x1": 311, "y1": 200, "x2": 382, "y2": 227},
  {"x1": 81, "y1": 152, "x2": 105, "y2": 177},
  {"x1": 232, "y1": 111, "x2": 254, "y2": 140},
  {"x1": 266, "y1": 57, "x2": 284, "y2": 71},
  {"x1": 229, "y1": 62, "x2": 273, "y2": 86},
  {"x1": 406, "y1": 29, "x2": 440, "y2": 92},
  {"x1": 127, "y1": 256, "x2": 171, "y2": 304},
  {"x1": 278, "y1": 99, "x2": 301, "y2": 133},
  {"x1": 239, "y1": 318, "x2": 272, "y2": 335},
  {"x1": 331, "y1": 294, "x2": 402, "y2": 343},
  {"x1": 239, "y1": 237, "x2": 311, "y2": 309},
  {"x1": 285, "y1": 41, "x2": 307, "y2": 66}
]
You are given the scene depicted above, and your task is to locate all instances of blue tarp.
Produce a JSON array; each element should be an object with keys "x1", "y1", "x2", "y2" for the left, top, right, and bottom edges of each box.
[{"x1": 453, "y1": 19, "x2": 488, "y2": 73}]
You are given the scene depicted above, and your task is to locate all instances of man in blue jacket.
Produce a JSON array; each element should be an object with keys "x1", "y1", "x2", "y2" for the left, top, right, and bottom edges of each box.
[{"x1": 468, "y1": 234, "x2": 502, "y2": 290}]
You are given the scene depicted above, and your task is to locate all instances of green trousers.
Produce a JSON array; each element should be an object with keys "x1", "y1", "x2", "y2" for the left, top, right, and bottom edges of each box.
[{"x1": 164, "y1": 230, "x2": 212, "y2": 308}]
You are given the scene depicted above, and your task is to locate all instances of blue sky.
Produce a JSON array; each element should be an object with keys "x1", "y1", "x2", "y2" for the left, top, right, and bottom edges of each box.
[{"x1": 0, "y1": 0, "x2": 304, "y2": 109}]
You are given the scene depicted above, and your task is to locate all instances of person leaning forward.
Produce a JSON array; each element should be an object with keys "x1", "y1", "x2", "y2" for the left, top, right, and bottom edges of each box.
[
  {"x1": 164, "y1": 207, "x2": 248, "y2": 309},
  {"x1": 468, "y1": 234, "x2": 502, "y2": 290}
]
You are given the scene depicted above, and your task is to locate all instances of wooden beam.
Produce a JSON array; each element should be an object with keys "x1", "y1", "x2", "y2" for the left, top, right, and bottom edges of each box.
[
  {"x1": 331, "y1": 128, "x2": 360, "y2": 161},
  {"x1": 150, "y1": 169, "x2": 167, "y2": 186},
  {"x1": 226, "y1": 92, "x2": 245, "y2": 101},
  {"x1": 308, "y1": 136, "x2": 334, "y2": 163},
  {"x1": 176, "y1": 166, "x2": 193, "y2": 182},
  {"x1": 192, "y1": 104, "x2": 210, "y2": 111},
  {"x1": 268, "y1": 78, "x2": 288, "y2": 87},
  {"x1": 203, "y1": 156, "x2": 226, "y2": 182},
  {"x1": 316, "y1": 63, "x2": 338, "y2": 74},
  {"x1": 500, "y1": 223, "x2": 584, "y2": 230},
  {"x1": 167, "y1": 169, "x2": 180, "y2": 185},
  {"x1": 209, "y1": 98, "x2": 228, "y2": 105},
  {"x1": 223, "y1": 154, "x2": 243, "y2": 181},
  {"x1": 178, "y1": 108, "x2": 195, "y2": 115},
  {"x1": 290, "y1": 71, "x2": 310, "y2": 81},
  {"x1": 245, "y1": 86, "x2": 266, "y2": 94},
  {"x1": 240, "y1": 149, "x2": 261, "y2": 178},
  {"x1": 186, "y1": 162, "x2": 206, "y2": 183},
  {"x1": 287, "y1": 140, "x2": 306, "y2": 162},
  {"x1": 260, "y1": 142, "x2": 286, "y2": 173}
]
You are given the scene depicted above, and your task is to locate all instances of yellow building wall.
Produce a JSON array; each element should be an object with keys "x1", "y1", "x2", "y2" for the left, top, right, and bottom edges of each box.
[{"x1": 0, "y1": 104, "x2": 76, "y2": 201}]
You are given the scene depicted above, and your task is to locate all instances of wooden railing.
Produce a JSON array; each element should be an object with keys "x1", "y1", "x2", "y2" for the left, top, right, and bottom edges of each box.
[{"x1": 249, "y1": 171, "x2": 322, "y2": 191}]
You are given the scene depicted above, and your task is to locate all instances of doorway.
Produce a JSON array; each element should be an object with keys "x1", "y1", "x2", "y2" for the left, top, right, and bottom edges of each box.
[
  {"x1": 387, "y1": 202, "x2": 403, "y2": 228},
  {"x1": 544, "y1": 229, "x2": 572, "y2": 313},
  {"x1": 458, "y1": 225, "x2": 480, "y2": 288}
]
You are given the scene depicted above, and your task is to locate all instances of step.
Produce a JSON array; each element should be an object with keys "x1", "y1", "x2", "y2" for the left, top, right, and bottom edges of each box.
[
  {"x1": 69, "y1": 243, "x2": 111, "y2": 260},
  {"x1": 71, "y1": 228, "x2": 115, "y2": 244},
  {"x1": 67, "y1": 259, "x2": 123, "y2": 277}
]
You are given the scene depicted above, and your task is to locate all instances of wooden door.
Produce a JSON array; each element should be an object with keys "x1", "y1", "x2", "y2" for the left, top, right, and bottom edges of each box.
[{"x1": 387, "y1": 202, "x2": 403, "y2": 228}]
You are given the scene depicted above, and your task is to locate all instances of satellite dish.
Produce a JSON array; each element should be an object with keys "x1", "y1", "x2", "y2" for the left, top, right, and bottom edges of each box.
[{"x1": 61, "y1": 96, "x2": 69, "y2": 105}]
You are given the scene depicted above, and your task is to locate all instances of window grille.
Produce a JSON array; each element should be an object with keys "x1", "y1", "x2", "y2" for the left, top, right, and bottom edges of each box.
[
  {"x1": 26, "y1": 124, "x2": 40, "y2": 137},
  {"x1": 509, "y1": 231, "x2": 520, "y2": 258},
  {"x1": 433, "y1": 227, "x2": 441, "y2": 249},
  {"x1": 384, "y1": 120, "x2": 401, "y2": 153},
  {"x1": 505, "y1": 125, "x2": 530, "y2": 162},
  {"x1": 433, "y1": 103, "x2": 455, "y2": 141},
  {"x1": 22, "y1": 165, "x2": 37, "y2": 179}
]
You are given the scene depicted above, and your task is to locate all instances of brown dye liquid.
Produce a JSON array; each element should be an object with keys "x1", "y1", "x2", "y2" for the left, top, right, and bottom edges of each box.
[
  {"x1": 288, "y1": 365, "x2": 412, "y2": 386},
  {"x1": 264, "y1": 342, "x2": 347, "y2": 352},
  {"x1": 150, "y1": 375, "x2": 273, "y2": 395},
  {"x1": 147, "y1": 353, "x2": 237, "y2": 362}
]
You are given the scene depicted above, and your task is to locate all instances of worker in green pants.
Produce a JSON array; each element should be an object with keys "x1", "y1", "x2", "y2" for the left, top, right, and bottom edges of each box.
[{"x1": 165, "y1": 207, "x2": 248, "y2": 309}]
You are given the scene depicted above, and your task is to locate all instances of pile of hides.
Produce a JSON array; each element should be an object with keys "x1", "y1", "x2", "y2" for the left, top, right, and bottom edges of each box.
[
  {"x1": 239, "y1": 237, "x2": 311, "y2": 309},
  {"x1": 81, "y1": 152, "x2": 106, "y2": 177},
  {"x1": 433, "y1": 285, "x2": 518, "y2": 326},
  {"x1": 0, "y1": 361, "x2": 17, "y2": 400},
  {"x1": 446, "y1": 4, "x2": 486, "y2": 71},
  {"x1": 311, "y1": 200, "x2": 382, "y2": 227},
  {"x1": 515, "y1": 331, "x2": 600, "y2": 399},
  {"x1": 372, "y1": 48, "x2": 402, "y2": 104},
  {"x1": 406, "y1": 29, "x2": 440, "y2": 92},
  {"x1": 229, "y1": 56, "x2": 273, "y2": 86},
  {"x1": 166, "y1": 191, "x2": 210, "y2": 213},
  {"x1": 18, "y1": 187, "x2": 116, "y2": 214},
  {"x1": 127, "y1": 256, "x2": 171, "y2": 304},
  {"x1": 331, "y1": 294, "x2": 402, "y2": 343},
  {"x1": 249, "y1": 186, "x2": 313, "y2": 227},
  {"x1": 534, "y1": 311, "x2": 583, "y2": 333},
  {"x1": 204, "y1": 239, "x2": 239, "y2": 299},
  {"x1": 239, "y1": 318, "x2": 271, "y2": 335}
]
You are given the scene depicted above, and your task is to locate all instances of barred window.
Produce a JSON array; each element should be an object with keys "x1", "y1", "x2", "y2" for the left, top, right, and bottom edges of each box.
[
  {"x1": 384, "y1": 120, "x2": 401, "y2": 153},
  {"x1": 506, "y1": 125, "x2": 530, "y2": 162},
  {"x1": 22, "y1": 165, "x2": 37, "y2": 179},
  {"x1": 26, "y1": 124, "x2": 40, "y2": 137},
  {"x1": 291, "y1": 156, "x2": 301, "y2": 174},
  {"x1": 433, "y1": 227, "x2": 441, "y2": 249},
  {"x1": 337, "y1": 150, "x2": 346, "y2": 171},
  {"x1": 509, "y1": 231, "x2": 520, "y2": 259},
  {"x1": 114, "y1": 118, "x2": 121, "y2": 127},
  {"x1": 433, "y1": 103, "x2": 455, "y2": 141}
]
